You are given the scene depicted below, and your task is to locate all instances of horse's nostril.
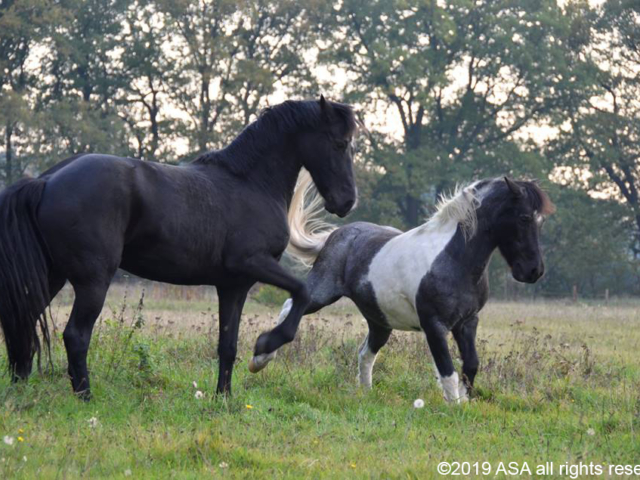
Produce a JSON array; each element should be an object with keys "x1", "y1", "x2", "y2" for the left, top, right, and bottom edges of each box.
[{"x1": 529, "y1": 264, "x2": 543, "y2": 281}]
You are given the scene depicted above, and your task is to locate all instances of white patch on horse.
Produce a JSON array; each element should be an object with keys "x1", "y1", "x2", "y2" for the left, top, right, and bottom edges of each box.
[
  {"x1": 440, "y1": 372, "x2": 463, "y2": 403},
  {"x1": 367, "y1": 221, "x2": 456, "y2": 330},
  {"x1": 535, "y1": 210, "x2": 544, "y2": 227},
  {"x1": 357, "y1": 335, "x2": 377, "y2": 389},
  {"x1": 367, "y1": 183, "x2": 483, "y2": 331}
]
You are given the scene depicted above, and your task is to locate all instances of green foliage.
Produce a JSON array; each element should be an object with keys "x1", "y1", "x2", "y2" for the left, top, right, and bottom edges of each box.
[
  {"x1": 547, "y1": 0, "x2": 640, "y2": 255},
  {"x1": 0, "y1": 0, "x2": 638, "y2": 294},
  {"x1": 253, "y1": 284, "x2": 289, "y2": 307},
  {"x1": 540, "y1": 186, "x2": 636, "y2": 295},
  {"x1": 321, "y1": 0, "x2": 580, "y2": 226}
]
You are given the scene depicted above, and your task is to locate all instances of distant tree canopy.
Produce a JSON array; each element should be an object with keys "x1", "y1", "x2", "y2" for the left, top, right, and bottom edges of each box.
[{"x1": 0, "y1": 0, "x2": 638, "y2": 298}]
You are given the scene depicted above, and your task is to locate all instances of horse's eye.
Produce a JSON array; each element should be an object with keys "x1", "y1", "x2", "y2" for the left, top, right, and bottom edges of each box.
[
  {"x1": 334, "y1": 140, "x2": 348, "y2": 151},
  {"x1": 519, "y1": 214, "x2": 533, "y2": 223}
]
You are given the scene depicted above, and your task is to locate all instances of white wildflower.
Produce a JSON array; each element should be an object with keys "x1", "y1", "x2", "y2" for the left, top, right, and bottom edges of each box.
[
  {"x1": 87, "y1": 417, "x2": 99, "y2": 429},
  {"x1": 3, "y1": 436, "x2": 14, "y2": 446},
  {"x1": 413, "y1": 399, "x2": 425, "y2": 409},
  {"x1": 219, "y1": 462, "x2": 229, "y2": 469},
  {"x1": 124, "y1": 468, "x2": 132, "y2": 476},
  {"x1": 22, "y1": 456, "x2": 27, "y2": 462},
  {"x1": 192, "y1": 381, "x2": 198, "y2": 389},
  {"x1": 587, "y1": 428, "x2": 595, "y2": 436},
  {"x1": 195, "y1": 390, "x2": 204, "y2": 399}
]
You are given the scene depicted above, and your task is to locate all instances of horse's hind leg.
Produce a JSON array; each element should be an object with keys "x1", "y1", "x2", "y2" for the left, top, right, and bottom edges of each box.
[
  {"x1": 249, "y1": 263, "x2": 344, "y2": 373},
  {"x1": 358, "y1": 323, "x2": 391, "y2": 389},
  {"x1": 63, "y1": 282, "x2": 110, "y2": 400}
]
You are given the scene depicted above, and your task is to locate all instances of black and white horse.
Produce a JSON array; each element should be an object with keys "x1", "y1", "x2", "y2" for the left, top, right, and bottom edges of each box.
[
  {"x1": 249, "y1": 176, "x2": 555, "y2": 403},
  {"x1": 0, "y1": 97, "x2": 359, "y2": 398}
]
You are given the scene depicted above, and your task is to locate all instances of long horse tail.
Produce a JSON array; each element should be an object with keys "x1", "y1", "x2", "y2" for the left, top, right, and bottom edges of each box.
[
  {"x1": 0, "y1": 178, "x2": 52, "y2": 379},
  {"x1": 287, "y1": 169, "x2": 337, "y2": 267}
]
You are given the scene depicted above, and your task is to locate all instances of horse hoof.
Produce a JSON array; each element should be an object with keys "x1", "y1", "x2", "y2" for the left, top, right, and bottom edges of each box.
[
  {"x1": 248, "y1": 352, "x2": 275, "y2": 373},
  {"x1": 75, "y1": 390, "x2": 92, "y2": 402},
  {"x1": 248, "y1": 357, "x2": 263, "y2": 373}
]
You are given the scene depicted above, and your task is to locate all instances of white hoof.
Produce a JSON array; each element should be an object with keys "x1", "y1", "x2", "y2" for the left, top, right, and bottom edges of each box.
[
  {"x1": 440, "y1": 372, "x2": 465, "y2": 403},
  {"x1": 248, "y1": 351, "x2": 277, "y2": 373},
  {"x1": 458, "y1": 383, "x2": 469, "y2": 403}
]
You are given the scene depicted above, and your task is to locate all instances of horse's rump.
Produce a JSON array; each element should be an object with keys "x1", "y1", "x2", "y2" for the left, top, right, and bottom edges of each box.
[{"x1": 0, "y1": 179, "x2": 53, "y2": 377}]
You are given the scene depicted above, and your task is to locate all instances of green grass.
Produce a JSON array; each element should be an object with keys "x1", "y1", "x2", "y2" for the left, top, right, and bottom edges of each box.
[{"x1": 0, "y1": 292, "x2": 638, "y2": 478}]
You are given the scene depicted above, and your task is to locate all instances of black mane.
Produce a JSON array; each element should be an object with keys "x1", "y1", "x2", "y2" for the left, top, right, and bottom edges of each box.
[
  {"x1": 520, "y1": 181, "x2": 555, "y2": 215},
  {"x1": 193, "y1": 100, "x2": 358, "y2": 175},
  {"x1": 478, "y1": 178, "x2": 555, "y2": 216}
]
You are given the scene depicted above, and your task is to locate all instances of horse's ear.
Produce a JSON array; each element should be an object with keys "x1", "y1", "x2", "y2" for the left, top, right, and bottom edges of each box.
[
  {"x1": 319, "y1": 95, "x2": 334, "y2": 119},
  {"x1": 504, "y1": 177, "x2": 524, "y2": 198}
]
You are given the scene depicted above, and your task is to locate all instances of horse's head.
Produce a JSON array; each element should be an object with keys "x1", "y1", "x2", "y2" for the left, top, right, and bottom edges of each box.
[
  {"x1": 492, "y1": 177, "x2": 555, "y2": 283},
  {"x1": 295, "y1": 96, "x2": 358, "y2": 218}
]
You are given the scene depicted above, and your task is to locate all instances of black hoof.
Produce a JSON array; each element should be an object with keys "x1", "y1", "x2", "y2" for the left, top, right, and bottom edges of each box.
[
  {"x1": 75, "y1": 389, "x2": 92, "y2": 402},
  {"x1": 11, "y1": 374, "x2": 28, "y2": 384}
]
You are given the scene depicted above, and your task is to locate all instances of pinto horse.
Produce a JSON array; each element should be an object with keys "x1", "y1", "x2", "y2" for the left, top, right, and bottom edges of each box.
[
  {"x1": 249, "y1": 176, "x2": 555, "y2": 403},
  {"x1": 0, "y1": 97, "x2": 359, "y2": 398}
]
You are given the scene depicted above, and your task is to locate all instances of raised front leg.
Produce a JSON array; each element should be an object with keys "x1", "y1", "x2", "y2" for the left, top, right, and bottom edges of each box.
[
  {"x1": 452, "y1": 316, "x2": 479, "y2": 399},
  {"x1": 420, "y1": 317, "x2": 465, "y2": 404},
  {"x1": 249, "y1": 260, "x2": 346, "y2": 372},
  {"x1": 226, "y1": 254, "x2": 310, "y2": 373},
  {"x1": 247, "y1": 298, "x2": 292, "y2": 372},
  {"x1": 216, "y1": 286, "x2": 250, "y2": 394}
]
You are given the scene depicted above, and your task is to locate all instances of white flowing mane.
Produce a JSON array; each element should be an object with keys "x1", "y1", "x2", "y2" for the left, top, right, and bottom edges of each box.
[{"x1": 421, "y1": 182, "x2": 483, "y2": 240}]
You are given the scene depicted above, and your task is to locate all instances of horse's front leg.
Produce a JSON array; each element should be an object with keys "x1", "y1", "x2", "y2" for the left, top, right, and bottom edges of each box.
[
  {"x1": 452, "y1": 315, "x2": 479, "y2": 400},
  {"x1": 216, "y1": 286, "x2": 250, "y2": 395},
  {"x1": 229, "y1": 255, "x2": 310, "y2": 373},
  {"x1": 419, "y1": 314, "x2": 466, "y2": 404}
]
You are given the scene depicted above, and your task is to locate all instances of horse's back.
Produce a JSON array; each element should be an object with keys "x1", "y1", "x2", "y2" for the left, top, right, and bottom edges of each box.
[{"x1": 315, "y1": 221, "x2": 401, "y2": 295}]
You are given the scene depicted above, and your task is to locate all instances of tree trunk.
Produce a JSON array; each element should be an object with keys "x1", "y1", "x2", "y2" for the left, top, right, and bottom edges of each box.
[
  {"x1": 404, "y1": 194, "x2": 421, "y2": 227},
  {"x1": 149, "y1": 100, "x2": 159, "y2": 161},
  {"x1": 401, "y1": 124, "x2": 423, "y2": 227},
  {"x1": 198, "y1": 74, "x2": 210, "y2": 152}
]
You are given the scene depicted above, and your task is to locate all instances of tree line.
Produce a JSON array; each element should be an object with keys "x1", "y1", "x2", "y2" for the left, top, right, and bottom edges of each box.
[{"x1": 1, "y1": 0, "x2": 639, "y2": 298}]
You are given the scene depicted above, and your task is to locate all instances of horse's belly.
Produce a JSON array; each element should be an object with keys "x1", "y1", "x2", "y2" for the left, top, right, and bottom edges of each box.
[
  {"x1": 120, "y1": 244, "x2": 227, "y2": 286},
  {"x1": 376, "y1": 290, "x2": 422, "y2": 331}
]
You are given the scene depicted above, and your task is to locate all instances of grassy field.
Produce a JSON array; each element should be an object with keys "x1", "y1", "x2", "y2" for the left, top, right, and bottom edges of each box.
[{"x1": 0, "y1": 283, "x2": 638, "y2": 479}]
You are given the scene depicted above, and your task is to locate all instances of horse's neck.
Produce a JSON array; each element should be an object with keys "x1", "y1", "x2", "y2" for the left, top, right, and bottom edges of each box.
[
  {"x1": 220, "y1": 141, "x2": 302, "y2": 208},
  {"x1": 456, "y1": 226, "x2": 498, "y2": 282},
  {"x1": 251, "y1": 151, "x2": 301, "y2": 207}
]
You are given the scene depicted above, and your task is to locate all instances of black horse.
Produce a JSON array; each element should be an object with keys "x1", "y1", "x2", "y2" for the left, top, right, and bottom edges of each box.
[
  {"x1": 0, "y1": 97, "x2": 359, "y2": 398},
  {"x1": 250, "y1": 177, "x2": 555, "y2": 403}
]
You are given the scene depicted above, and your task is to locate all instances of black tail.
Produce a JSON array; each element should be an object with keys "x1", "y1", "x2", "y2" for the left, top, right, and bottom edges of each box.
[{"x1": 0, "y1": 178, "x2": 52, "y2": 379}]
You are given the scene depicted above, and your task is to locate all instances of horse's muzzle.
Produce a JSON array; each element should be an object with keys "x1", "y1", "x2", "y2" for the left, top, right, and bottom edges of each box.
[
  {"x1": 325, "y1": 197, "x2": 356, "y2": 218},
  {"x1": 512, "y1": 261, "x2": 544, "y2": 284}
]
